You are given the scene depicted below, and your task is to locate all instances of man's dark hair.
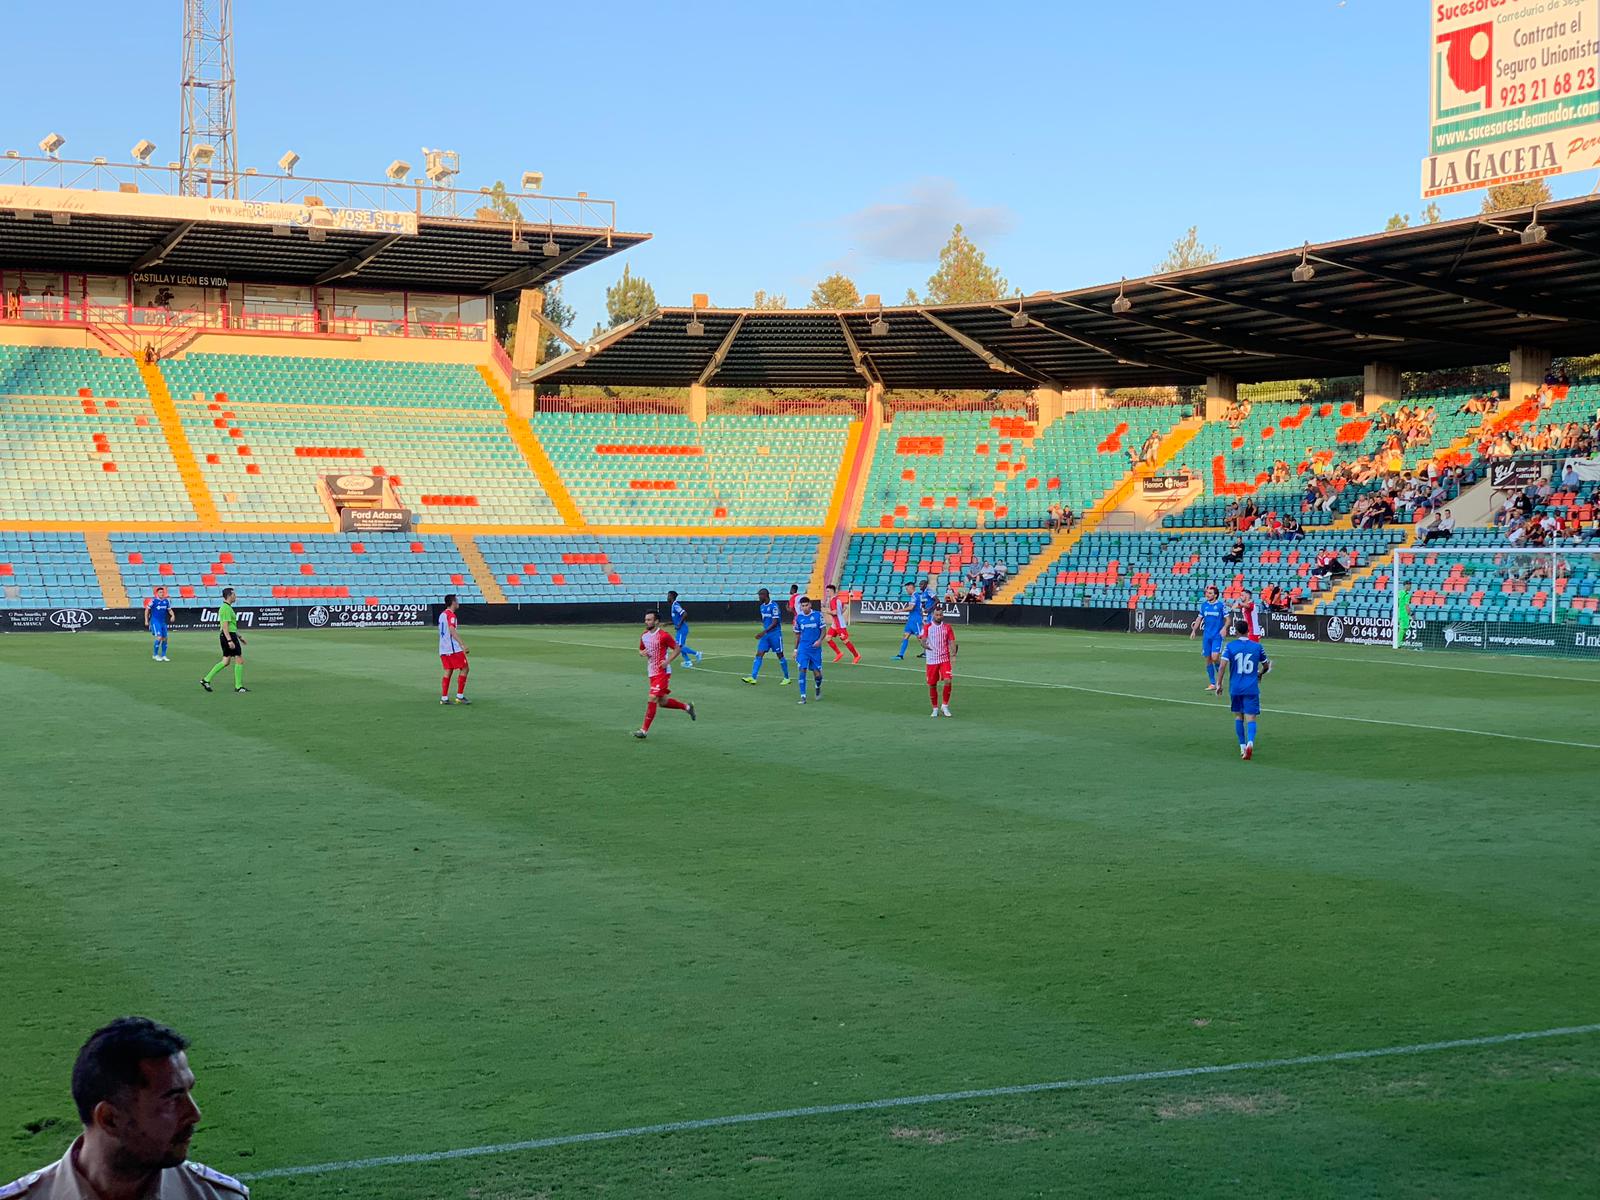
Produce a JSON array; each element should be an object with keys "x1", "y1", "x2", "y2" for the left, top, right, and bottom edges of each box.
[
  {"x1": 1234, "y1": 620, "x2": 1251, "y2": 636},
  {"x1": 644, "y1": 609, "x2": 658, "y2": 620},
  {"x1": 666, "y1": 590, "x2": 678, "y2": 602},
  {"x1": 221, "y1": 587, "x2": 235, "y2": 600},
  {"x1": 443, "y1": 593, "x2": 458, "y2": 607},
  {"x1": 72, "y1": 1018, "x2": 189, "y2": 1124}
]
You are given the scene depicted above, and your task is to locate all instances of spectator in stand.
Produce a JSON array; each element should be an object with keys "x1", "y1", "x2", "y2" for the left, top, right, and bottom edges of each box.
[
  {"x1": 1140, "y1": 428, "x2": 1163, "y2": 464},
  {"x1": 1420, "y1": 507, "x2": 1455, "y2": 545},
  {"x1": 1281, "y1": 513, "x2": 1303, "y2": 541},
  {"x1": 1261, "y1": 511, "x2": 1284, "y2": 539},
  {"x1": 1562, "y1": 459, "x2": 1582, "y2": 490},
  {"x1": 1261, "y1": 583, "x2": 1291, "y2": 612},
  {"x1": 1047, "y1": 502, "x2": 1062, "y2": 531},
  {"x1": 1311, "y1": 547, "x2": 1342, "y2": 578},
  {"x1": 1061, "y1": 504, "x2": 1075, "y2": 530},
  {"x1": 1222, "y1": 537, "x2": 1245, "y2": 564}
]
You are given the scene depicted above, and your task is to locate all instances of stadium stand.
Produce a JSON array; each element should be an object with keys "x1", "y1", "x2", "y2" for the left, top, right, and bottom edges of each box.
[
  {"x1": 112, "y1": 533, "x2": 484, "y2": 605},
  {"x1": 839, "y1": 532, "x2": 1053, "y2": 602},
  {"x1": 1016, "y1": 529, "x2": 1407, "y2": 610},
  {"x1": 0, "y1": 532, "x2": 104, "y2": 608},
  {"x1": 478, "y1": 534, "x2": 818, "y2": 603},
  {"x1": 160, "y1": 354, "x2": 502, "y2": 410},
  {"x1": 1314, "y1": 528, "x2": 1600, "y2": 625},
  {"x1": 861, "y1": 409, "x2": 1178, "y2": 529},
  {"x1": 531, "y1": 413, "x2": 850, "y2": 526},
  {"x1": 0, "y1": 345, "x2": 194, "y2": 521}
]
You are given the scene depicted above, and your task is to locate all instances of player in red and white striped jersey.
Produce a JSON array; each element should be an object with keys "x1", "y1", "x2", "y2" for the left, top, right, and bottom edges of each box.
[
  {"x1": 918, "y1": 607, "x2": 958, "y2": 717},
  {"x1": 1235, "y1": 589, "x2": 1264, "y2": 643},
  {"x1": 635, "y1": 610, "x2": 696, "y2": 739},
  {"x1": 824, "y1": 584, "x2": 861, "y2": 664}
]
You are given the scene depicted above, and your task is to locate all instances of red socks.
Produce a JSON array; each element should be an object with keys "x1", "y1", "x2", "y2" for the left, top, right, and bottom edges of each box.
[
  {"x1": 662, "y1": 698, "x2": 689, "y2": 712},
  {"x1": 441, "y1": 673, "x2": 452, "y2": 697},
  {"x1": 643, "y1": 701, "x2": 657, "y2": 731},
  {"x1": 942, "y1": 681, "x2": 952, "y2": 704},
  {"x1": 457, "y1": 673, "x2": 467, "y2": 695}
]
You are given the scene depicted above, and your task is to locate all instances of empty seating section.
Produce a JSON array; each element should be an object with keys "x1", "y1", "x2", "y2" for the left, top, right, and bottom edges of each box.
[
  {"x1": 1163, "y1": 401, "x2": 1387, "y2": 528},
  {"x1": 2, "y1": 395, "x2": 195, "y2": 520},
  {"x1": 478, "y1": 535, "x2": 817, "y2": 603},
  {"x1": 532, "y1": 414, "x2": 850, "y2": 526},
  {"x1": 1316, "y1": 528, "x2": 1600, "y2": 625},
  {"x1": 1017, "y1": 530, "x2": 1405, "y2": 609},
  {"x1": 839, "y1": 533, "x2": 1052, "y2": 601},
  {"x1": 1, "y1": 344, "x2": 147, "y2": 398},
  {"x1": 0, "y1": 532, "x2": 103, "y2": 608},
  {"x1": 862, "y1": 409, "x2": 1175, "y2": 529},
  {"x1": 160, "y1": 354, "x2": 500, "y2": 409},
  {"x1": 112, "y1": 533, "x2": 483, "y2": 605},
  {"x1": 1, "y1": 345, "x2": 192, "y2": 520}
]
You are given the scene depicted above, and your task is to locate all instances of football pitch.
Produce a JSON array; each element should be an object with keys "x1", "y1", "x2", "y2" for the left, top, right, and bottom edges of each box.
[{"x1": 3, "y1": 622, "x2": 1598, "y2": 1198}]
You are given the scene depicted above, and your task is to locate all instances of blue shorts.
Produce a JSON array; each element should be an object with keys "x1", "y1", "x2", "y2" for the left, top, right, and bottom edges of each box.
[
  {"x1": 903, "y1": 617, "x2": 923, "y2": 635},
  {"x1": 1202, "y1": 635, "x2": 1222, "y2": 657},
  {"x1": 797, "y1": 646, "x2": 823, "y2": 671},
  {"x1": 674, "y1": 624, "x2": 690, "y2": 644},
  {"x1": 151, "y1": 625, "x2": 168, "y2": 637},
  {"x1": 757, "y1": 630, "x2": 784, "y2": 654},
  {"x1": 1229, "y1": 693, "x2": 1261, "y2": 716}
]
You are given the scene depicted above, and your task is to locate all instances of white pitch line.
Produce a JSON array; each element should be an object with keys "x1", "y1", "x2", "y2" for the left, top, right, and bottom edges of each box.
[
  {"x1": 237, "y1": 1021, "x2": 1600, "y2": 1181},
  {"x1": 542, "y1": 638, "x2": 1600, "y2": 749}
]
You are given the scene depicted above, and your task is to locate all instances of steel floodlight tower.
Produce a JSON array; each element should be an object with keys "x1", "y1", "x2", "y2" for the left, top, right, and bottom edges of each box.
[{"x1": 179, "y1": 0, "x2": 238, "y2": 196}]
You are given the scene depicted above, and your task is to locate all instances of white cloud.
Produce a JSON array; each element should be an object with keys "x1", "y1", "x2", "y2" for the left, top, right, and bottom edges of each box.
[{"x1": 834, "y1": 178, "x2": 1016, "y2": 263}]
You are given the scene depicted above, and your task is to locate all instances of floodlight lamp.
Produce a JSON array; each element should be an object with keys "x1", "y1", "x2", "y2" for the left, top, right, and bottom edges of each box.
[
  {"x1": 542, "y1": 231, "x2": 560, "y2": 257},
  {"x1": 308, "y1": 227, "x2": 326, "y2": 243},
  {"x1": 386, "y1": 159, "x2": 412, "y2": 182},
  {"x1": 685, "y1": 316, "x2": 706, "y2": 337},
  {"x1": 1010, "y1": 296, "x2": 1028, "y2": 329},
  {"x1": 38, "y1": 132, "x2": 65, "y2": 157},
  {"x1": 510, "y1": 236, "x2": 530, "y2": 254},
  {"x1": 92, "y1": 157, "x2": 107, "y2": 166},
  {"x1": 1111, "y1": 278, "x2": 1132, "y2": 315},
  {"x1": 521, "y1": 170, "x2": 544, "y2": 192},
  {"x1": 131, "y1": 139, "x2": 156, "y2": 164},
  {"x1": 1521, "y1": 206, "x2": 1547, "y2": 246},
  {"x1": 189, "y1": 143, "x2": 216, "y2": 166},
  {"x1": 1292, "y1": 244, "x2": 1316, "y2": 283},
  {"x1": 278, "y1": 150, "x2": 300, "y2": 175},
  {"x1": 271, "y1": 224, "x2": 291, "y2": 237},
  {"x1": 870, "y1": 315, "x2": 890, "y2": 337}
]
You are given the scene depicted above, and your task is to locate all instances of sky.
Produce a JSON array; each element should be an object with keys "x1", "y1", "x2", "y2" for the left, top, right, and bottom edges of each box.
[{"x1": 6, "y1": 1, "x2": 1595, "y2": 334}]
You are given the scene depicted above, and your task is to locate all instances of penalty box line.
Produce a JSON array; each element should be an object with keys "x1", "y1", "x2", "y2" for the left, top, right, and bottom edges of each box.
[{"x1": 239, "y1": 1022, "x2": 1600, "y2": 1181}]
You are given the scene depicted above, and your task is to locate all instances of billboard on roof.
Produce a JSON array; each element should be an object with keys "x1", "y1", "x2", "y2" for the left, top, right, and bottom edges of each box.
[
  {"x1": 0, "y1": 183, "x2": 419, "y2": 236},
  {"x1": 1421, "y1": 0, "x2": 1600, "y2": 198}
]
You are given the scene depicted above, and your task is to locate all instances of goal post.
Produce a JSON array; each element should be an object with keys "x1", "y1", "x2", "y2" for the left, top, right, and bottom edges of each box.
[{"x1": 1390, "y1": 543, "x2": 1600, "y2": 659}]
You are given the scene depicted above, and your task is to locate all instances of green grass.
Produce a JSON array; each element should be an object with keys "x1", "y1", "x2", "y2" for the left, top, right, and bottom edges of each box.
[{"x1": 3, "y1": 622, "x2": 1598, "y2": 1198}]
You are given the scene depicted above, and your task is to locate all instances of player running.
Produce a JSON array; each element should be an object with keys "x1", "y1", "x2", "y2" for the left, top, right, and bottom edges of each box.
[
  {"x1": 666, "y1": 590, "x2": 704, "y2": 668},
  {"x1": 919, "y1": 604, "x2": 957, "y2": 717},
  {"x1": 742, "y1": 587, "x2": 791, "y2": 684},
  {"x1": 824, "y1": 583, "x2": 860, "y2": 664},
  {"x1": 1190, "y1": 584, "x2": 1228, "y2": 692},
  {"x1": 199, "y1": 587, "x2": 247, "y2": 694},
  {"x1": 635, "y1": 610, "x2": 696, "y2": 738},
  {"x1": 893, "y1": 581, "x2": 923, "y2": 659},
  {"x1": 1216, "y1": 619, "x2": 1270, "y2": 760},
  {"x1": 793, "y1": 595, "x2": 826, "y2": 704},
  {"x1": 145, "y1": 585, "x2": 172, "y2": 661},
  {"x1": 438, "y1": 593, "x2": 471, "y2": 705}
]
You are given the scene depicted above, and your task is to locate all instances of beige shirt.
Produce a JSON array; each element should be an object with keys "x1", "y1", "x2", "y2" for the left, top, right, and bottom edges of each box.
[{"x1": 1, "y1": 1140, "x2": 248, "y2": 1200}]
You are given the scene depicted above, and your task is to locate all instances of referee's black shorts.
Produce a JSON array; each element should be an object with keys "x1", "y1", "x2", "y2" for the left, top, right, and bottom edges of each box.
[{"x1": 220, "y1": 633, "x2": 242, "y2": 657}]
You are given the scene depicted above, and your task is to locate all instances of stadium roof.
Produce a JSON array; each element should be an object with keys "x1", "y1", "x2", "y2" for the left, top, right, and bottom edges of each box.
[
  {"x1": 0, "y1": 159, "x2": 647, "y2": 294},
  {"x1": 532, "y1": 194, "x2": 1600, "y2": 391}
]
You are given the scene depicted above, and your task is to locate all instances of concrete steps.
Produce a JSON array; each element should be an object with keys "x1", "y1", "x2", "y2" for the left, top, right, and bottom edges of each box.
[
  {"x1": 451, "y1": 531, "x2": 507, "y2": 604},
  {"x1": 84, "y1": 529, "x2": 129, "y2": 607},
  {"x1": 137, "y1": 359, "x2": 221, "y2": 529}
]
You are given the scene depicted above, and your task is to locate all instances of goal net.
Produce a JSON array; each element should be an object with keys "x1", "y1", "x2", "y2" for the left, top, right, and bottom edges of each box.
[{"x1": 1389, "y1": 543, "x2": 1600, "y2": 659}]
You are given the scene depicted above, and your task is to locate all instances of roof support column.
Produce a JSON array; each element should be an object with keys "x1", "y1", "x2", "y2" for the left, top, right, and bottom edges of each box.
[
  {"x1": 688, "y1": 383, "x2": 708, "y2": 423},
  {"x1": 1032, "y1": 387, "x2": 1064, "y2": 432},
  {"x1": 1510, "y1": 345, "x2": 1553, "y2": 406},
  {"x1": 1204, "y1": 374, "x2": 1237, "y2": 422},
  {"x1": 1363, "y1": 362, "x2": 1402, "y2": 414},
  {"x1": 866, "y1": 382, "x2": 885, "y2": 423},
  {"x1": 511, "y1": 288, "x2": 546, "y2": 374}
]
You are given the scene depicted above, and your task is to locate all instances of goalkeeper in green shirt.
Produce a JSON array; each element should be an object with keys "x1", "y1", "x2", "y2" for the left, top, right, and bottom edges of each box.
[{"x1": 200, "y1": 587, "x2": 249, "y2": 693}]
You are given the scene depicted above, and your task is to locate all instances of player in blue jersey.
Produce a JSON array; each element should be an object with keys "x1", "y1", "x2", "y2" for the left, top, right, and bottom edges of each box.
[
  {"x1": 665, "y1": 590, "x2": 704, "y2": 668},
  {"x1": 1216, "y1": 619, "x2": 1271, "y2": 761},
  {"x1": 914, "y1": 579, "x2": 937, "y2": 657},
  {"x1": 741, "y1": 587, "x2": 791, "y2": 684},
  {"x1": 1189, "y1": 583, "x2": 1229, "y2": 692},
  {"x1": 893, "y1": 579, "x2": 927, "y2": 659},
  {"x1": 144, "y1": 586, "x2": 172, "y2": 661},
  {"x1": 792, "y1": 594, "x2": 827, "y2": 704}
]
